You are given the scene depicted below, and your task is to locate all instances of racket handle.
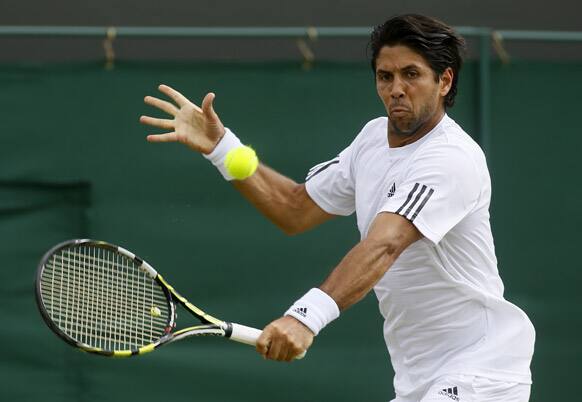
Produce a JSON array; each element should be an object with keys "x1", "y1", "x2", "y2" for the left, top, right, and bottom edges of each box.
[
  {"x1": 229, "y1": 323, "x2": 262, "y2": 346},
  {"x1": 229, "y1": 323, "x2": 306, "y2": 359}
]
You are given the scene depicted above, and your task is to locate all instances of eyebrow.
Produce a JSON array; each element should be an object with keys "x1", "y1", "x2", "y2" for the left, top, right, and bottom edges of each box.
[{"x1": 376, "y1": 63, "x2": 422, "y2": 73}]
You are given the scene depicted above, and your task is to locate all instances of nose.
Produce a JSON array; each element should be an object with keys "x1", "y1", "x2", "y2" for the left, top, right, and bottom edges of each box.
[{"x1": 390, "y1": 76, "x2": 405, "y2": 99}]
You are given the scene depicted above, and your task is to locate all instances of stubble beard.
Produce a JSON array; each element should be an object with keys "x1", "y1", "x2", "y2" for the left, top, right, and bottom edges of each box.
[
  {"x1": 389, "y1": 101, "x2": 436, "y2": 138},
  {"x1": 389, "y1": 116, "x2": 424, "y2": 137},
  {"x1": 388, "y1": 84, "x2": 442, "y2": 137}
]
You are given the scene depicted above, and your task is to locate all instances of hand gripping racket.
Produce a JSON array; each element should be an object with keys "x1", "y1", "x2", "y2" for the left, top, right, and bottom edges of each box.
[{"x1": 35, "y1": 239, "x2": 293, "y2": 358}]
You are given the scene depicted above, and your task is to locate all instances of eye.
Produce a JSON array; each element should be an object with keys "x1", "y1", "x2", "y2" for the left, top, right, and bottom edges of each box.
[
  {"x1": 406, "y1": 70, "x2": 419, "y2": 79},
  {"x1": 377, "y1": 72, "x2": 392, "y2": 82}
]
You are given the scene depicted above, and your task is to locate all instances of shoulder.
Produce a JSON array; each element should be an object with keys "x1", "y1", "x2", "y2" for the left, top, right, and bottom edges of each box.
[
  {"x1": 403, "y1": 117, "x2": 489, "y2": 195},
  {"x1": 355, "y1": 116, "x2": 387, "y2": 140},
  {"x1": 440, "y1": 115, "x2": 484, "y2": 155},
  {"x1": 350, "y1": 116, "x2": 387, "y2": 150},
  {"x1": 361, "y1": 116, "x2": 387, "y2": 132},
  {"x1": 414, "y1": 116, "x2": 487, "y2": 174}
]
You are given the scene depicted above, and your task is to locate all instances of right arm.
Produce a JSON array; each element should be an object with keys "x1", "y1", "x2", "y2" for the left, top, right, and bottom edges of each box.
[{"x1": 140, "y1": 84, "x2": 333, "y2": 234}]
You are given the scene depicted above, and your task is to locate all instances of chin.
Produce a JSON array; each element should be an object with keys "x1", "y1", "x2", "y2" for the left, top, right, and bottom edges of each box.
[{"x1": 390, "y1": 119, "x2": 420, "y2": 137}]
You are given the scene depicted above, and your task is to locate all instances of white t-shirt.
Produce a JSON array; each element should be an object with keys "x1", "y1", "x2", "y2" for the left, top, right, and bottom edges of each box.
[{"x1": 305, "y1": 115, "x2": 535, "y2": 399}]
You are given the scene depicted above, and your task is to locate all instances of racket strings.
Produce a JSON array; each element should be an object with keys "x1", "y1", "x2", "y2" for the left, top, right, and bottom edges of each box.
[{"x1": 39, "y1": 246, "x2": 170, "y2": 351}]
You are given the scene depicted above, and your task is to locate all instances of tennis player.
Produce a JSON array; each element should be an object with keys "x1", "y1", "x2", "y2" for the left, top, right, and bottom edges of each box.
[{"x1": 141, "y1": 14, "x2": 535, "y2": 402}]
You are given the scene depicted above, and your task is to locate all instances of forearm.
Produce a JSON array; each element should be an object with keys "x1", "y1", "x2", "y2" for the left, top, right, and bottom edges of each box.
[
  {"x1": 232, "y1": 164, "x2": 330, "y2": 235},
  {"x1": 320, "y1": 239, "x2": 396, "y2": 311},
  {"x1": 262, "y1": 213, "x2": 419, "y2": 359}
]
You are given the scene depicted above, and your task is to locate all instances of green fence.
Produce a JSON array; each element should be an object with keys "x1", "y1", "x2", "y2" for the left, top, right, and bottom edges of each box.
[{"x1": 1, "y1": 59, "x2": 580, "y2": 401}]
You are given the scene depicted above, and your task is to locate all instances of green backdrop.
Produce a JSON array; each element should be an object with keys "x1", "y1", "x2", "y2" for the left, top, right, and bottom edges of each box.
[{"x1": 1, "y1": 60, "x2": 580, "y2": 401}]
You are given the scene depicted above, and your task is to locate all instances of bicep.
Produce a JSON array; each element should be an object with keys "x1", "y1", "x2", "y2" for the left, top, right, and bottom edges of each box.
[
  {"x1": 366, "y1": 212, "x2": 422, "y2": 256},
  {"x1": 319, "y1": 212, "x2": 421, "y2": 310},
  {"x1": 379, "y1": 145, "x2": 482, "y2": 244}
]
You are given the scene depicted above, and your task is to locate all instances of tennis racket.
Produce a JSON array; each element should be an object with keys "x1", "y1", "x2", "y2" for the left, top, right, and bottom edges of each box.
[{"x1": 35, "y1": 239, "x2": 293, "y2": 358}]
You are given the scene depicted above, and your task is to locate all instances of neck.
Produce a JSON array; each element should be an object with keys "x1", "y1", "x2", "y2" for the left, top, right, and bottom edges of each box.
[{"x1": 388, "y1": 109, "x2": 445, "y2": 148}]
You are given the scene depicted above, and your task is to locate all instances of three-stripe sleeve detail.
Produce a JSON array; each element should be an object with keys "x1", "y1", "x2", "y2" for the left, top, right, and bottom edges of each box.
[
  {"x1": 395, "y1": 183, "x2": 419, "y2": 215},
  {"x1": 404, "y1": 185, "x2": 427, "y2": 217},
  {"x1": 305, "y1": 157, "x2": 340, "y2": 181},
  {"x1": 394, "y1": 183, "x2": 434, "y2": 222},
  {"x1": 410, "y1": 188, "x2": 434, "y2": 221}
]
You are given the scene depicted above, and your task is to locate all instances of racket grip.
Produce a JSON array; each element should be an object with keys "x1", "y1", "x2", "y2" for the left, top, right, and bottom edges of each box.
[
  {"x1": 229, "y1": 323, "x2": 306, "y2": 359},
  {"x1": 229, "y1": 323, "x2": 262, "y2": 346}
]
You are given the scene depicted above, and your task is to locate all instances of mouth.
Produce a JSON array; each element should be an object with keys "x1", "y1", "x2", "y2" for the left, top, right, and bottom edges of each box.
[{"x1": 389, "y1": 107, "x2": 410, "y2": 117}]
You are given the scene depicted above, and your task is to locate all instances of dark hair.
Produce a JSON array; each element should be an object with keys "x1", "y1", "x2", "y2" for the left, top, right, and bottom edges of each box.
[{"x1": 369, "y1": 14, "x2": 466, "y2": 108}]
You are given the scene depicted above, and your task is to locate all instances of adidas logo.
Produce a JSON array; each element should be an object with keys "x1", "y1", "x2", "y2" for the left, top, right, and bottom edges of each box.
[
  {"x1": 293, "y1": 307, "x2": 308, "y2": 317},
  {"x1": 438, "y1": 386, "x2": 459, "y2": 401},
  {"x1": 387, "y1": 182, "x2": 396, "y2": 198}
]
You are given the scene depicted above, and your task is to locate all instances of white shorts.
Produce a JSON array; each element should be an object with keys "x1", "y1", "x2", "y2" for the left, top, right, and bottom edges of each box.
[{"x1": 390, "y1": 374, "x2": 531, "y2": 402}]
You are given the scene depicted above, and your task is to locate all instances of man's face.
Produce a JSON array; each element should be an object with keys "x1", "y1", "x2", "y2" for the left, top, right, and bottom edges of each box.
[{"x1": 375, "y1": 45, "x2": 451, "y2": 137}]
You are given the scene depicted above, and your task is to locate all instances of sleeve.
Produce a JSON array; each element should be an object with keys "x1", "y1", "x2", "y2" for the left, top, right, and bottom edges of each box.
[
  {"x1": 304, "y1": 142, "x2": 356, "y2": 216},
  {"x1": 380, "y1": 143, "x2": 482, "y2": 244}
]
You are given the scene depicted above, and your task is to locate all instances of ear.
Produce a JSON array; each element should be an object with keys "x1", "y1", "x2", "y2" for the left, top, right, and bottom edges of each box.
[{"x1": 439, "y1": 67, "x2": 454, "y2": 97}]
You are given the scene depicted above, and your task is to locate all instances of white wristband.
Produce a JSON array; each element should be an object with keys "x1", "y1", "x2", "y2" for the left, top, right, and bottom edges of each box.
[
  {"x1": 284, "y1": 288, "x2": 340, "y2": 336},
  {"x1": 202, "y1": 128, "x2": 243, "y2": 180}
]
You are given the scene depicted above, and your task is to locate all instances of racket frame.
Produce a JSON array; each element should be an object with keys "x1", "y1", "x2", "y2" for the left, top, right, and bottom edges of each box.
[{"x1": 35, "y1": 239, "x2": 242, "y2": 358}]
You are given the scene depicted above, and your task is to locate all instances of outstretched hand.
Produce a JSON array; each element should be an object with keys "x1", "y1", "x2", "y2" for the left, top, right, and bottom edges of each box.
[{"x1": 140, "y1": 84, "x2": 226, "y2": 154}]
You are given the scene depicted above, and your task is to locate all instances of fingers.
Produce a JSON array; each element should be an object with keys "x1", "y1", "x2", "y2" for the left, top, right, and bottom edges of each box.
[
  {"x1": 142, "y1": 86, "x2": 222, "y2": 152},
  {"x1": 144, "y1": 95, "x2": 179, "y2": 116},
  {"x1": 256, "y1": 331, "x2": 271, "y2": 356},
  {"x1": 158, "y1": 84, "x2": 195, "y2": 108},
  {"x1": 257, "y1": 317, "x2": 312, "y2": 362},
  {"x1": 201, "y1": 92, "x2": 218, "y2": 121},
  {"x1": 265, "y1": 337, "x2": 305, "y2": 361},
  {"x1": 139, "y1": 115, "x2": 174, "y2": 130},
  {"x1": 266, "y1": 338, "x2": 284, "y2": 361},
  {"x1": 284, "y1": 348, "x2": 298, "y2": 363},
  {"x1": 146, "y1": 132, "x2": 178, "y2": 143}
]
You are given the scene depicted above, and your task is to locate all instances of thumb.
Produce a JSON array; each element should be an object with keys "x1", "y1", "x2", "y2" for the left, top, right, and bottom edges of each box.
[{"x1": 201, "y1": 92, "x2": 219, "y2": 121}]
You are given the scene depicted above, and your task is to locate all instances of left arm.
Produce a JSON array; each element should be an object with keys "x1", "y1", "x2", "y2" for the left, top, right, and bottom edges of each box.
[{"x1": 256, "y1": 212, "x2": 422, "y2": 361}]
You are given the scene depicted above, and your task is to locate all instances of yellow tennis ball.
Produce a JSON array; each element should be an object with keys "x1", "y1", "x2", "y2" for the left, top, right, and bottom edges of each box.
[
  {"x1": 224, "y1": 146, "x2": 259, "y2": 180},
  {"x1": 150, "y1": 306, "x2": 161, "y2": 317}
]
